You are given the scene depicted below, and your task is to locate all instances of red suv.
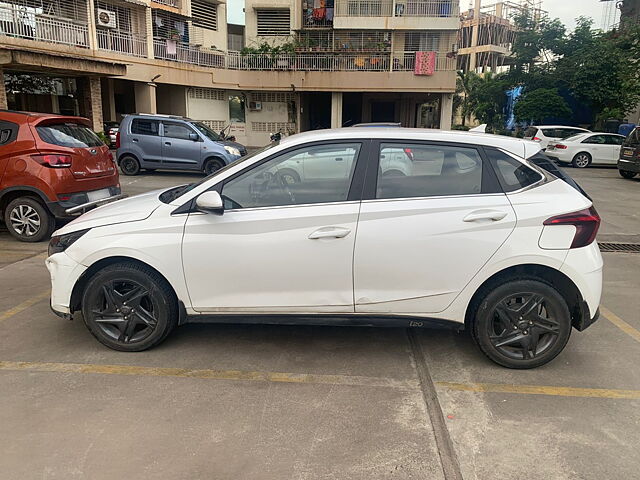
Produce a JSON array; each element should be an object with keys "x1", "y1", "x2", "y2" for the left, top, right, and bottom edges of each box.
[{"x1": 0, "y1": 111, "x2": 120, "y2": 242}]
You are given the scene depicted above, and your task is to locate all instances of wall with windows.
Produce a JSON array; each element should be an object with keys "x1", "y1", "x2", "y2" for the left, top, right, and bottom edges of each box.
[
  {"x1": 245, "y1": 0, "x2": 294, "y2": 47},
  {"x1": 189, "y1": 0, "x2": 227, "y2": 50}
]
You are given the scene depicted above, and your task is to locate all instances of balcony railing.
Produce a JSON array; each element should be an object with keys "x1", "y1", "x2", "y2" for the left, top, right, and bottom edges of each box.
[
  {"x1": 0, "y1": 4, "x2": 89, "y2": 47},
  {"x1": 153, "y1": 43, "x2": 455, "y2": 72},
  {"x1": 335, "y1": 0, "x2": 459, "y2": 17},
  {"x1": 154, "y1": 39, "x2": 225, "y2": 67},
  {"x1": 97, "y1": 29, "x2": 147, "y2": 58}
]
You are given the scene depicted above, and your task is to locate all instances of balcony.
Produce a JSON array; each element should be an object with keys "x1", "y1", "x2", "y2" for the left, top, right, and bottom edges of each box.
[
  {"x1": 154, "y1": 39, "x2": 225, "y2": 67},
  {"x1": 0, "y1": 3, "x2": 89, "y2": 48},
  {"x1": 97, "y1": 30, "x2": 148, "y2": 58},
  {"x1": 151, "y1": 0, "x2": 181, "y2": 8}
]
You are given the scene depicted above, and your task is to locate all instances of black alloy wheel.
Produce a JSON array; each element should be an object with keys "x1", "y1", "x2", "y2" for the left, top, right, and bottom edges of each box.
[
  {"x1": 473, "y1": 280, "x2": 572, "y2": 369},
  {"x1": 619, "y1": 170, "x2": 637, "y2": 179},
  {"x1": 119, "y1": 156, "x2": 140, "y2": 176},
  {"x1": 204, "y1": 158, "x2": 225, "y2": 175},
  {"x1": 81, "y1": 263, "x2": 178, "y2": 351}
]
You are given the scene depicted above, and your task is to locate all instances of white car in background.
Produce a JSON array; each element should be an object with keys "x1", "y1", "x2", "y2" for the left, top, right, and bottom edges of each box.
[
  {"x1": 524, "y1": 125, "x2": 591, "y2": 150},
  {"x1": 546, "y1": 132, "x2": 626, "y2": 168},
  {"x1": 46, "y1": 128, "x2": 602, "y2": 369}
]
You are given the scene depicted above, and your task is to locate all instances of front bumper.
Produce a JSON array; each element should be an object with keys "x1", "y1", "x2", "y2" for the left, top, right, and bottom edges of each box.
[
  {"x1": 617, "y1": 158, "x2": 640, "y2": 173},
  {"x1": 47, "y1": 185, "x2": 121, "y2": 219},
  {"x1": 45, "y1": 252, "x2": 87, "y2": 316},
  {"x1": 574, "y1": 305, "x2": 600, "y2": 332}
]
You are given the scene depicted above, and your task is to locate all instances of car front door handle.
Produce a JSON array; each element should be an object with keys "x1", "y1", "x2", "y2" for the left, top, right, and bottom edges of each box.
[
  {"x1": 463, "y1": 210, "x2": 508, "y2": 222},
  {"x1": 308, "y1": 227, "x2": 351, "y2": 240},
  {"x1": 165, "y1": 141, "x2": 172, "y2": 146}
]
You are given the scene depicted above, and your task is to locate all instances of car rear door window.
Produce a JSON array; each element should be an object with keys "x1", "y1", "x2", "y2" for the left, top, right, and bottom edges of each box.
[
  {"x1": 163, "y1": 122, "x2": 196, "y2": 140},
  {"x1": 36, "y1": 123, "x2": 103, "y2": 148},
  {"x1": 221, "y1": 143, "x2": 361, "y2": 209},
  {"x1": 582, "y1": 135, "x2": 606, "y2": 144},
  {"x1": 375, "y1": 144, "x2": 483, "y2": 199},
  {"x1": 131, "y1": 119, "x2": 159, "y2": 136},
  {"x1": 485, "y1": 148, "x2": 543, "y2": 192}
]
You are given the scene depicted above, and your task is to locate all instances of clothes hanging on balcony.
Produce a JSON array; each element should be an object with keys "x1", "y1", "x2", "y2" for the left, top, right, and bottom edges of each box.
[
  {"x1": 312, "y1": 8, "x2": 325, "y2": 20},
  {"x1": 326, "y1": 7, "x2": 334, "y2": 21}
]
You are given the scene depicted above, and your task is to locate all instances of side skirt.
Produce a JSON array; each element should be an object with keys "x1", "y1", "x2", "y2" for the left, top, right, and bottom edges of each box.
[{"x1": 183, "y1": 313, "x2": 465, "y2": 330}]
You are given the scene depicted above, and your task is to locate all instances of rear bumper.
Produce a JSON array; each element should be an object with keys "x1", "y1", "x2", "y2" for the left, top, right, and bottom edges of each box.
[
  {"x1": 617, "y1": 158, "x2": 640, "y2": 173},
  {"x1": 47, "y1": 185, "x2": 121, "y2": 218}
]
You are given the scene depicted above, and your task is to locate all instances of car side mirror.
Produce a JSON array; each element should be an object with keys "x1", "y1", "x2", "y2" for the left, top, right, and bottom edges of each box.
[
  {"x1": 189, "y1": 133, "x2": 199, "y2": 141},
  {"x1": 196, "y1": 191, "x2": 224, "y2": 214}
]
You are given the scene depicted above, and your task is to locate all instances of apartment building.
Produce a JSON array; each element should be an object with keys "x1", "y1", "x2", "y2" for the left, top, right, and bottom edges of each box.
[{"x1": 0, "y1": 0, "x2": 459, "y2": 146}]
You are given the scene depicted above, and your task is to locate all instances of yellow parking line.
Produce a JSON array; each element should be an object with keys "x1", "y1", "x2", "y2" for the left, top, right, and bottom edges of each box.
[
  {"x1": 0, "y1": 360, "x2": 419, "y2": 389},
  {"x1": 436, "y1": 382, "x2": 640, "y2": 399},
  {"x1": 0, "y1": 290, "x2": 50, "y2": 324},
  {"x1": 601, "y1": 306, "x2": 640, "y2": 344}
]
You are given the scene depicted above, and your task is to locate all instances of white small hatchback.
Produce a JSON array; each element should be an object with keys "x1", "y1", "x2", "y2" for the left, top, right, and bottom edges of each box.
[{"x1": 47, "y1": 129, "x2": 603, "y2": 369}]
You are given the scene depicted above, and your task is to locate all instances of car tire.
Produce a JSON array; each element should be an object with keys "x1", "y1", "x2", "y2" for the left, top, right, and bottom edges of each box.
[
  {"x1": 119, "y1": 155, "x2": 141, "y2": 176},
  {"x1": 4, "y1": 196, "x2": 55, "y2": 243},
  {"x1": 472, "y1": 279, "x2": 572, "y2": 369},
  {"x1": 619, "y1": 170, "x2": 637, "y2": 179},
  {"x1": 276, "y1": 168, "x2": 300, "y2": 185},
  {"x1": 81, "y1": 262, "x2": 178, "y2": 352},
  {"x1": 571, "y1": 152, "x2": 591, "y2": 168},
  {"x1": 203, "y1": 158, "x2": 225, "y2": 176}
]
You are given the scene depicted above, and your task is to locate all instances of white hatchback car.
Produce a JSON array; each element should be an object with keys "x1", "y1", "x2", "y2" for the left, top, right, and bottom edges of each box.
[
  {"x1": 46, "y1": 129, "x2": 603, "y2": 369},
  {"x1": 546, "y1": 132, "x2": 626, "y2": 168}
]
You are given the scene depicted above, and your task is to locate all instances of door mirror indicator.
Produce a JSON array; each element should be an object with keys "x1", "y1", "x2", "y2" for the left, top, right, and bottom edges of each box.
[
  {"x1": 189, "y1": 133, "x2": 199, "y2": 141},
  {"x1": 196, "y1": 191, "x2": 224, "y2": 214}
]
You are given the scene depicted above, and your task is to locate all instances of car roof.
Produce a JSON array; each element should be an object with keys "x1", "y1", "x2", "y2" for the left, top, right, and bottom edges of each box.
[
  {"x1": 279, "y1": 128, "x2": 542, "y2": 159},
  {"x1": 126, "y1": 113, "x2": 192, "y2": 121},
  {"x1": 0, "y1": 110, "x2": 90, "y2": 126}
]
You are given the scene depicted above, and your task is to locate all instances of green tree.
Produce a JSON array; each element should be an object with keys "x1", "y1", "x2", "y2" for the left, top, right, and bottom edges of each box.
[
  {"x1": 454, "y1": 71, "x2": 481, "y2": 127},
  {"x1": 514, "y1": 88, "x2": 572, "y2": 124},
  {"x1": 468, "y1": 73, "x2": 510, "y2": 132}
]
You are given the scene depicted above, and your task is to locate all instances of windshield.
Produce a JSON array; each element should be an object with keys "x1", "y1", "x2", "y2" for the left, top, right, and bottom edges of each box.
[
  {"x1": 37, "y1": 123, "x2": 103, "y2": 148},
  {"x1": 562, "y1": 133, "x2": 587, "y2": 142},
  {"x1": 165, "y1": 142, "x2": 279, "y2": 203},
  {"x1": 623, "y1": 128, "x2": 640, "y2": 147},
  {"x1": 191, "y1": 122, "x2": 221, "y2": 142}
]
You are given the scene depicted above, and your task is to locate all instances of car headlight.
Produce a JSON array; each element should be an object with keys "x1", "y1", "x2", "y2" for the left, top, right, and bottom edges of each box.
[
  {"x1": 224, "y1": 145, "x2": 240, "y2": 156},
  {"x1": 48, "y1": 229, "x2": 89, "y2": 256}
]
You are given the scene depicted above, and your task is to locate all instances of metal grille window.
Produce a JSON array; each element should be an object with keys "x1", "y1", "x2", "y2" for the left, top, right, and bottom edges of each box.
[
  {"x1": 8, "y1": 0, "x2": 88, "y2": 21},
  {"x1": 403, "y1": 32, "x2": 440, "y2": 51},
  {"x1": 252, "y1": 122, "x2": 295, "y2": 132},
  {"x1": 191, "y1": 0, "x2": 217, "y2": 31},
  {"x1": 256, "y1": 9, "x2": 290, "y2": 36},
  {"x1": 251, "y1": 92, "x2": 294, "y2": 103},
  {"x1": 189, "y1": 88, "x2": 226, "y2": 101},
  {"x1": 95, "y1": 1, "x2": 142, "y2": 32}
]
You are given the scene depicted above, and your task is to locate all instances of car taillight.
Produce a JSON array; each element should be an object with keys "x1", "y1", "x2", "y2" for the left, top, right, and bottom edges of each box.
[
  {"x1": 108, "y1": 151, "x2": 115, "y2": 163},
  {"x1": 555, "y1": 144, "x2": 567, "y2": 149},
  {"x1": 543, "y1": 207, "x2": 601, "y2": 249},
  {"x1": 532, "y1": 136, "x2": 541, "y2": 142},
  {"x1": 32, "y1": 154, "x2": 72, "y2": 168},
  {"x1": 115, "y1": 131, "x2": 121, "y2": 149}
]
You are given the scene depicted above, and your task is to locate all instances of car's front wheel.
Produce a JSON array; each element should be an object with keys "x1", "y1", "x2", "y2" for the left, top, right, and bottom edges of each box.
[
  {"x1": 203, "y1": 158, "x2": 225, "y2": 176},
  {"x1": 472, "y1": 279, "x2": 572, "y2": 369},
  {"x1": 4, "y1": 196, "x2": 55, "y2": 242},
  {"x1": 81, "y1": 262, "x2": 178, "y2": 351},
  {"x1": 619, "y1": 170, "x2": 637, "y2": 179}
]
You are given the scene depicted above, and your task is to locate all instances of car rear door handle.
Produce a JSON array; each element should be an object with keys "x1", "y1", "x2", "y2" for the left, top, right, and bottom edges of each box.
[
  {"x1": 132, "y1": 138, "x2": 138, "y2": 142},
  {"x1": 164, "y1": 141, "x2": 172, "y2": 146},
  {"x1": 463, "y1": 210, "x2": 508, "y2": 222},
  {"x1": 308, "y1": 227, "x2": 351, "y2": 240}
]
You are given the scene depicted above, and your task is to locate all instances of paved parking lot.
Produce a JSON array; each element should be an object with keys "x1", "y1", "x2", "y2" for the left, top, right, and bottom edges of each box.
[{"x1": 1, "y1": 167, "x2": 639, "y2": 479}]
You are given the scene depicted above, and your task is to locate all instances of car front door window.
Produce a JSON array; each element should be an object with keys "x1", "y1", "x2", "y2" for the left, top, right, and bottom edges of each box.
[{"x1": 221, "y1": 143, "x2": 361, "y2": 209}]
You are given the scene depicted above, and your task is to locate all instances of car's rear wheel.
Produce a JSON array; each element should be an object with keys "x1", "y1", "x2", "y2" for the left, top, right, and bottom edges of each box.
[
  {"x1": 572, "y1": 152, "x2": 591, "y2": 168},
  {"x1": 472, "y1": 279, "x2": 572, "y2": 369},
  {"x1": 619, "y1": 170, "x2": 637, "y2": 179},
  {"x1": 81, "y1": 262, "x2": 178, "y2": 351},
  {"x1": 4, "y1": 197, "x2": 55, "y2": 242},
  {"x1": 203, "y1": 158, "x2": 225, "y2": 176},
  {"x1": 119, "y1": 156, "x2": 140, "y2": 176},
  {"x1": 276, "y1": 168, "x2": 300, "y2": 185}
]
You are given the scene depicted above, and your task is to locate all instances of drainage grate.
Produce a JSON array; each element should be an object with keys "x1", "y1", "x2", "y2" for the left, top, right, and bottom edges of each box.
[{"x1": 598, "y1": 242, "x2": 640, "y2": 253}]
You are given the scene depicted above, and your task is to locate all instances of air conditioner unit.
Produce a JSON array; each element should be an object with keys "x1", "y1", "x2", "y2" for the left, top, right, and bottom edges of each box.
[
  {"x1": 96, "y1": 9, "x2": 116, "y2": 29},
  {"x1": 249, "y1": 101, "x2": 262, "y2": 111}
]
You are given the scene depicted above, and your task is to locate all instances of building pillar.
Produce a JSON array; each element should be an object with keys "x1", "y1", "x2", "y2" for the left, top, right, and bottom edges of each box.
[
  {"x1": 0, "y1": 69, "x2": 7, "y2": 110},
  {"x1": 440, "y1": 93, "x2": 453, "y2": 130},
  {"x1": 469, "y1": 0, "x2": 481, "y2": 71},
  {"x1": 87, "y1": 0, "x2": 98, "y2": 51},
  {"x1": 135, "y1": 82, "x2": 157, "y2": 114},
  {"x1": 102, "y1": 78, "x2": 117, "y2": 121},
  {"x1": 331, "y1": 92, "x2": 343, "y2": 128},
  {"x1": 80, "y1": 76, "x2": 103, "y2": 132},
  {"x1": 145, "y1": 8, "x2": 155, "y2": 59}
]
